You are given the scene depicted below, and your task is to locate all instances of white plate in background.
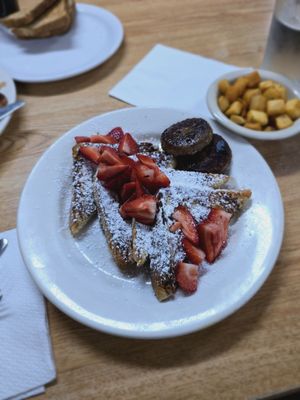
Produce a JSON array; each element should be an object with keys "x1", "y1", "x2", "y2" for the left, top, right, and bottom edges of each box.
[
  {"x1": 0, "y1": 67, "x2": 16, "y2": 135},
  {"x1": 0, "y1": 3, "x2": 124, "y2": 83},
  {"x1": 17, "y1": 107, "x2": 284, "y2": 339}
]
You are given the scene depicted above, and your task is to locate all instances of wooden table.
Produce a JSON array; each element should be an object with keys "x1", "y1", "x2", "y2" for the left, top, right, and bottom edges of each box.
[{"x1": 1, "y1": 0, "x2": 300, "y2": 398}]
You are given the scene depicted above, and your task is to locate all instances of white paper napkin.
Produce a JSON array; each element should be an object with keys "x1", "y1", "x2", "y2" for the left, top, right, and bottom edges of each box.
[
  {"x1": 109, "y1": 43, "x2": 240, "y2": 114},
  {"x1": 0, "y1": 229, "x2": 56, "y2": 400}
]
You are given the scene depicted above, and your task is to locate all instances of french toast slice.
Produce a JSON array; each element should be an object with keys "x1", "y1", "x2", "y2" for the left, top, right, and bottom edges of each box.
[
  {"x1": 132, "y1": 184, "x2": 251, "y2": 301},
  {"x1": 1, "y1": 0, "x2": 58, "y2": 28},
  {"x1": 69, "y1": 144, "x2": 98, "y2": 236},
  {"x1": 12, "y1": 0, "x2": 75, "y2": 39}
]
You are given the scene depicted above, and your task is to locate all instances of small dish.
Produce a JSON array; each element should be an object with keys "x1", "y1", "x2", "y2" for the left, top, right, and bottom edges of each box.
[{"x1": 206, "y1": 68, "x2": 300, "y2": 140}]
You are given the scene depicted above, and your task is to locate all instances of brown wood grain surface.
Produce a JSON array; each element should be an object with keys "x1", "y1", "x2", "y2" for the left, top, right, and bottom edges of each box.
[{"x1": 1, "y1": 0, "x2": 300, "y2": 399}]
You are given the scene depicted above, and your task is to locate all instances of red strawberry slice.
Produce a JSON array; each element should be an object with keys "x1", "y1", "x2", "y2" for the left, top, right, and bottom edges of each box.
[
  {"x1": 172, "y1": 206, "x2": 199, "y2": 246},
  {"x1": 135, "y1": 162, "x2": 156, "y2": 183},
  {"x1": 152, "y1": 170, "x2": 170, "y2": 189},
  {"x1": 103, "y1": 176, "x2": 125, "y2": 191},
  {"x1": 119, "y1": 154, "x2": 136, "y2": 168},
  {"x1": 118, "y1": 133, "x2": 139, "y2": 155},
  {"x1": 107, "y1": 127, "x2": 124, "y2": 142},
  {"x1": 75, "y1": 136, "x2": 91, "y2": 143},
  {"x1": 197, "y1": 209, "x2": 232, "y2": 263},
  {"x1": 99, "y1": 147, "x2": 122, "y2": 165},
  {"x1": 135, "y1": 179, "x2": 145, "y2": 197},
  {"x1": 137, "y1": 154, "x2": 159, "y2": 172},
  {"x1": 182, "y1": 238, "x2": 205, "y2": 265},
  {"x1": 90, "y1": 135, "x2": 117, "y2": 144},
  {"x1": 119, "y1": 194, "x2": 157, "y2": 225},
  {"x1": 120, "y1": 181, "x2": 136, "y2": 203},
  {"x1": 97, "y1": 164, "x2": 129, "y2": 181},
  {"x1": 79, "y1": 146, "x2": 101, "y2": 164},
  {"x1": 176, "y1": 262, "x2": 199, "y2": 293}
]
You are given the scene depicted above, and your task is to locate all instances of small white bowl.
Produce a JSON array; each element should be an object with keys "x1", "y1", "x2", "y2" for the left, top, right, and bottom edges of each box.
[{"x1": 206, "y1": 68, "x2": 300, "y2": 140}]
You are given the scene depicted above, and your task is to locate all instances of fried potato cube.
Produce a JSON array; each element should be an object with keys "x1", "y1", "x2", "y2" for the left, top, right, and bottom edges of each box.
[
  {"x1": 264, "y1": 126, "x2": 275, "y2": 131},
  {"x1": 230, "y1": 115, "x2": 246, "y2": 125},
  {"x1": 263, "y1": 86, "x2": 285, "y2": 100},
  {"x1": 275, "y1": 114, "x2": 293, "y2": 129},
  {"x1": 249, "y1": 94, "x2": 267, "y2": 111},
  {"x1": 274, "y1": 84, "x2": 287, "y2": 100},
  {"x1": 259, "y1": 80, "x2": 274, "y2": 91},
  {"x1": 218, "y1": 95, "x2": 230, "y2": 112},
  {"x1": 225, "y1": 100, "x2": 243, "y2": 116},
  {"x1": 267, "y1": 99, "x2": 286, "y2": 116},
  {"x1": 246, "y1": 71, "x2": 261, "y2": 88},
  {"x1": 243, "y1": 88, "x2": 261, "y2": 105},
  {"x1": 225, "y1": 85, "x2": 240, "y2": 102},
  {"x1": 285, "y1": 98, "x2": 300, "y2": 120},
  {"x1": 247, "y1": 110, "x2": 268, "y2": 126},
  {"x1": 218, "y1": 79, "x2": 230, "y2": 94},
  {"x1": 244, "y1": 122, "x2": 262, "y2": 130},
  {"x1": 234, "y1": 77, "x2": 249, "y2": 96}
]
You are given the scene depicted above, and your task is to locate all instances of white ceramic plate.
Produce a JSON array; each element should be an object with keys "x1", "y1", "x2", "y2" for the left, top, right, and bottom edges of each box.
[
  {"x1": 0, "y1": 3, "x2": 123, "y2": 83},
  {"x1": 207, "y1": 68, "x2": 300, "y2": 140},
  {"x1": 17, "y1": 107, "x2": 284, "y2": 339},
  {"x1": 0, "y1": 67, "x2": 16, "y2": 135}
]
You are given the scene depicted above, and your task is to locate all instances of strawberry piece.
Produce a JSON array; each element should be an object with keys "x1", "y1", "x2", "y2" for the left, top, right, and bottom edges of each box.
[
  {"x1": 107, "y1": 127, "x2": 124, "y2": 143},
  {"x1": 119, "y1": 194, "x2": 157, "y2": 225},
  {"x1": 135, "y1": 179, "x2": 145, "y2": 197},
  {"x1": 137, "y1": 154, "x2": 159, "y2": 172},
  {"x1": 135, "y1": 162, "x2": 156, "y2": 183},
  {"x1": 99, "y1": 147, "x2": 122, "y2": 165},
  {"x1": 182, "y1": 238, "x2": 205, "y2": 265},
  {"x1": 119, "y1": 154, "x2": 136, "y2": 168},
  {"x1": 169, "y1": 221, "x2": 181, "y2": 232},
  {"x1": 197, "y1": 208, "x2": 232, "y2": 263},
  {"x1": 75, "y1": 136, "x2": 91, "y2": 143},
  {"x1": 90, "y1": 135, "x2": 117, "y2": 144},
  {"x1": 79, "y1": 146, "x2": 101, "y2": 164},
  {"x1": 118, "y1": 133, "x2": 139, "y2": 155},
  {"x1": 176, "y1": 262, "x2": 199, "y2": 293},
  {"x1": 172, "y1": 206, "x2": 199, "y2": 246},
  {"x1": 120, "y1": 181, "x2": 136, "y2": 203},
  {"x1": 103, "y1": 172, "x2": 131, "y2": 191},
  {"x1": 97, "y1": 164, "x2": 129, "y2": 181},
  {"x1": 152, "y1": 170, "x2": 170, "y2": 189}
]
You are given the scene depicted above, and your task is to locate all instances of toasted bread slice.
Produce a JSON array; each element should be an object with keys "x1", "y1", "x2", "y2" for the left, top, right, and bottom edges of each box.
[
  {"x1": 69, "y1": 145, "x2": 97, "y2": 236},
  {"x1": 1, "y1": 0, "x2": 58, "y2": 28},
  {"x1": 12, "y1": 0, "x2": 75, "y2": 39},
  {"x1": 93, "y1": 176, "x2": 135, "y2": 269}
]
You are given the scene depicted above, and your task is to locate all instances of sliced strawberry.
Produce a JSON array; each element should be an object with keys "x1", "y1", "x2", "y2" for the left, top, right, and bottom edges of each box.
[
  {"x1": 118, "y1": 133, "x2": 139, "y2": 155},
  {"x1": 107, "y1": 127, "x2": 124, "y2": 143},
  {"x1": 182, "y1": 238, "x2": 205, "y2": 265},
  {"x1": 152, "y1": 170, "x2": 170, "y2": 188},
  {"x1": 137, "y1": 154, "x2": 159, "y2": 172},
  {"x1": 75, "y1": 136, "x2": 91, "y2": 143},
  {"x1": 119, "y1": 194, "x2": 157, "y2": 225},
  {"x1": 169, "y1": 221, "x2": 181, "y2": 233},
  {"x1": 97, "y1": 164, "x2": 129, "y2": 181},
  {"x1": 120, "y1": 181, "x2": 136, "y2": 203},
  {"x1": 119, "y1": 154, "x2": 136, "y2": 168},
  {"x1": 99, "y1": 147, "x2": 122, "y2": 165},
  {"x1": 172, "y1": 206, "x2": 199, "y2": 246},
  {"x1": 90, "y1": 135, "x2": 117, "y2": 144},
  {"x1": 135, "y1": 179, "x2": 145, "y2": 197},
  {"x1": 103, "y1": 173, "x2": 131, "y2": 191},
  {"x1": 135, "y1": 162, "x2": 156, "y2": 183},
  {"x1": 176, "y1": 262, "x2": 199, "y2": 293},
  {"x1": 197, "y1": 208, "x2": 232, "y2": 263},
  {"x1": 79, "y1": 146, "x2": 100, "y2": 164}
]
